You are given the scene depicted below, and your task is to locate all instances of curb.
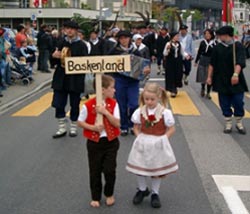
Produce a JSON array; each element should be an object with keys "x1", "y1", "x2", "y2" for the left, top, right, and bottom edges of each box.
[{"x1": 0, "y1": 79, "x2": 52, "y2": 115}]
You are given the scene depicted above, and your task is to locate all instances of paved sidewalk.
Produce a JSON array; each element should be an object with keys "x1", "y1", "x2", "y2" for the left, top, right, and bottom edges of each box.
[{"x1": 0, "y1": 70, "x2": 53, "y2": 113}]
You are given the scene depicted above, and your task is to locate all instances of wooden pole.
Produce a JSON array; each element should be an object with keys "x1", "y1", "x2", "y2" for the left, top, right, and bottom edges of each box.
[{"x1": 95, "y1": 73, "x2": 103, "y2": 125}]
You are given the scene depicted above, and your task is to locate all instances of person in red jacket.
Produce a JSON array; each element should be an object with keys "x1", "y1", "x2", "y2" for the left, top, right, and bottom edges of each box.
[{"x1": 77, "y1": 74, "x2": 120, "y2": 208}]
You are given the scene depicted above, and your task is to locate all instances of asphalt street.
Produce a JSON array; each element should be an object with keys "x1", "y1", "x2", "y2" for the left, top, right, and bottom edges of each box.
[{"x1": 0, "y1": 45, "x2": 250, "y2": 213}]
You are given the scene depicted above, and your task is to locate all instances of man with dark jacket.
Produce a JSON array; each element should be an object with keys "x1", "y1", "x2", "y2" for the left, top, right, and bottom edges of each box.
[
  {"x1": 156, "y1": 27, "x2": 170, "y2": 74},
  {"x1": 207, "y1": 26, "x2": 248, "y2": 134},
  {"x1": 37, "y1": 24, "x2": 52, "y2": 73},
  {"x1": 51, "y1": 20, "x2": 88, "y2": 138}
]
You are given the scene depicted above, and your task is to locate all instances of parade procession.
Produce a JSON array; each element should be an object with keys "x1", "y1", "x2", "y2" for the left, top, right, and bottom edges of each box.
[{"x1": 0, "y1": 0, "x2": 250, "y2": 213}]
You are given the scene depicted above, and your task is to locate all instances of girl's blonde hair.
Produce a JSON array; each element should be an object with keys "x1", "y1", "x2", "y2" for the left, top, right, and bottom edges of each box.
[{"x1": 139, "y1": 82, "x2": 168, "y2": 108}]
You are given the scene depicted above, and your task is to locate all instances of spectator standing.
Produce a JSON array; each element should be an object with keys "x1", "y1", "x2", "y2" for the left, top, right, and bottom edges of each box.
[
  {"x1": 0, "y1": 27, "x2": 11, "y2": 89},
  {"x1": 15, "y1": 24, "x2": 27, "y2": 49},
  {"x1": 37, "y1": 24, "x2": 52, "y2": 73}
]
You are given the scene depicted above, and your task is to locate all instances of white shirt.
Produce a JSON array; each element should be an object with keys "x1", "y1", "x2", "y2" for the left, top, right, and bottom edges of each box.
[{"x1": 131, "y1": 107, "x2": 175, "y2": 127}]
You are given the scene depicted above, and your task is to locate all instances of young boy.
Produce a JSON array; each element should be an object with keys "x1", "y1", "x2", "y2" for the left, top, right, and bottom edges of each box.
[{"x1": 77, "y1": 74, "x2": 120, "y2": 208}]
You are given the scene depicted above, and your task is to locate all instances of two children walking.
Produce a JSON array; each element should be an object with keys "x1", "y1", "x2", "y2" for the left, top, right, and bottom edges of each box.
[{"x1": 77, "y1": 75, "x2": 178, "y2": 208}]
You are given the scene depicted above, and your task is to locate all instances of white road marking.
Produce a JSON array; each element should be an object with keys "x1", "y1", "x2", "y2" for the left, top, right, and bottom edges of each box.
[{"x1": 212, "y1": 175, "x2": 250, "y2": 214}]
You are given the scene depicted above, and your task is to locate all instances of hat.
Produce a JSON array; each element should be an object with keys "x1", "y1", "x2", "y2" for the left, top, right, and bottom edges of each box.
[
  {"x1": 179, "y1": 24, "x2": 188, "y2": 30},
  {"x1": 63, "y1": 20, "x2": 79, "y2": 29},
  {"x1": 116, "y1": 30, "x2": 132, "y2": 38},
  {"x1": 0, "y1": 27, "x2": 5, "y2": 36},
  {"x1": 216, "y1": 26, "x2": 234, "y2": 37},
  {"x1": 161, "y1": 27, "x2": 168, "y2": 31},
  {"x1": 170, "y1": 31, "x2": 179, "y2": 39},
  {"x1": 132, "y1": 34, "x2": 143, "y2": 41}
]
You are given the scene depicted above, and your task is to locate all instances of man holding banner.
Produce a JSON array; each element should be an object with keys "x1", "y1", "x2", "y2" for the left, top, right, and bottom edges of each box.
[{"x1": 51, "y1": 20, "x2": 88, "y2": 138}]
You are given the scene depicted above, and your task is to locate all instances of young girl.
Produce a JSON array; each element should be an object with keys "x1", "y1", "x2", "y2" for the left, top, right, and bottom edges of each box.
[
  {"x1": 77, "y1": 75, "x2": 120, "y2": 208},
  {"x1": 126, "y1": 82, "x2": 178, "y2": 208}
]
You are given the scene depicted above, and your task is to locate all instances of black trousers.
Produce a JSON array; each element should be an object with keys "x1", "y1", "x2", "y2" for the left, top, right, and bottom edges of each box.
[
  {"x1": 87, "y1": 137, "x2": 120, "y2": 201},
  {"x1": 52, "y1": 90, "x2": 81, "y2": 121}
]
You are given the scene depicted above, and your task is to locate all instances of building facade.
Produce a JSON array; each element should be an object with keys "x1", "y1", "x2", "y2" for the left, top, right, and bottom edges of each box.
[{"x1": 234, "y1": 0, "x2": 250, "y2": 23}]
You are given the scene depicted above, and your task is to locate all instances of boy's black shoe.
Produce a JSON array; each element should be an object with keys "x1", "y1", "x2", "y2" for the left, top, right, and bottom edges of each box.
[
  {"x1": 133, "y1": 188, "x2": 150, "y2": 205},
  {"x1": 151, "y1": 193, "x2": 161, "y2": 208},
  {"x1": 236, "y1": 125, "x2": 246, "y2": 135}
]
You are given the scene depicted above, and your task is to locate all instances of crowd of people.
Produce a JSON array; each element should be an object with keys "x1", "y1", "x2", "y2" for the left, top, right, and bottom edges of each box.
[{"x1": 0, "y1": 19, "x2": 248, "y2": 208}]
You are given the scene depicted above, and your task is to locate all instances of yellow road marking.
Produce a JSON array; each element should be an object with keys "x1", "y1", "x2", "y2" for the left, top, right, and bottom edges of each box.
[
  {"x1": 12, "y1": 92, "x2": 53, "y2": 117},
  {"x1": 168, "y1": 91, "x2": 200, "y2": 116},
  {"x1": 210, "y1": 92, "x2": 250, "y2": 118}
]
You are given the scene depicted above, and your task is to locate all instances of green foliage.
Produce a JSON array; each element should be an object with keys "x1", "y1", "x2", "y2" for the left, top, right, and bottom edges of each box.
[
  {"x1": 54, "y1": 0, "x2": 69, "y2": 8},
  {"x1": 71, "y1": 13, "x2": 94, "y2": 38},
  {"x1": 154, "y1": 6, "x2": 203, "y2": 23},
  {"x1": 240, "y1": 0, "x2": 250, "y2": 3},
  {"x1": 182, "y1": 9, "x2": 203, "y2": 22},
  {"x1": 81, "y1": 3, "x2": 92, "y2": 10},
  {"x1": 162, "y1": 7, "x2": 179, "y2": 23}
]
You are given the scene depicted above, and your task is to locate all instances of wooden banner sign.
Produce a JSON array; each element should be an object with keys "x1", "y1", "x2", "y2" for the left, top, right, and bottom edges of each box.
[{"x1": 65, "y1": 55, "x2": 131, "y2": 74}]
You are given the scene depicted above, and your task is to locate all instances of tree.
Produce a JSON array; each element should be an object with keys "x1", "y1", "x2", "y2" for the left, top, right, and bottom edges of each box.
[
  {"x1": 240, "y1": 0, "x2": 250, "y2": 3},
  {"x1": 71, "y1": 13, "x2": 95, "y2": 38},
  {"x1": 182, "y1": 9, "x2": 203, "y2": 22},
  {"x1": 54, "y1": 0, "x2": 69, "y2": 8}
]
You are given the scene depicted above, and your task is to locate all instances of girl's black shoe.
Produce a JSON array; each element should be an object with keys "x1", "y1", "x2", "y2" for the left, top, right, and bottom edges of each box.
[
  {"x1": 133, "y1": 188, "x2": 150, "y2": 205},
  {"x1": 151, "y1": 193, "x2": 161, "y2": 208}
]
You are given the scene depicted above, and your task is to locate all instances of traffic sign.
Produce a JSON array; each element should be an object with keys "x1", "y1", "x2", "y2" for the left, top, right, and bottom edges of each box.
[{"x1": 31, "y1": 14, "x2": 36, "y2": 21}]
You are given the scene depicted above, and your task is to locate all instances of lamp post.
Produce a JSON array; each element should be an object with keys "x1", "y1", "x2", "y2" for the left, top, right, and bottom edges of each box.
[{"x1": 99, "y1": 0, "x2": 102, "y2": 37}]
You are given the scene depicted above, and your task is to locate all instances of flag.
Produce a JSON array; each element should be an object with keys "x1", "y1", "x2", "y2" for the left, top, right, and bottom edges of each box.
[
  {"x1": 222, "y1": 0, "x2": 234, "y2": 25},
  {"x1": 123, "y1": 0, "x2": 127, "y2": 7}
]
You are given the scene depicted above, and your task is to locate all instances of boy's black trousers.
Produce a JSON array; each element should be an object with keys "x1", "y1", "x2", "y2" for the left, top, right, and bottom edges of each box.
[{"x1": 87, "y1": 137, "x2": 120, "y2": 201}]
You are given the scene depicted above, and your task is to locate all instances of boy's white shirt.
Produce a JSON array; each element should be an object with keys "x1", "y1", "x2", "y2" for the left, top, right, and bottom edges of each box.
[{"x1": 78, "y1": 100, "x2": 120, "y2": 137}]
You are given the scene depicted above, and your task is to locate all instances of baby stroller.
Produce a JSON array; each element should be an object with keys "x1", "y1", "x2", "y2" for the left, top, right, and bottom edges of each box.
[{"x1": 10, "y1": 56, "x2": 33, "y2": 85}]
